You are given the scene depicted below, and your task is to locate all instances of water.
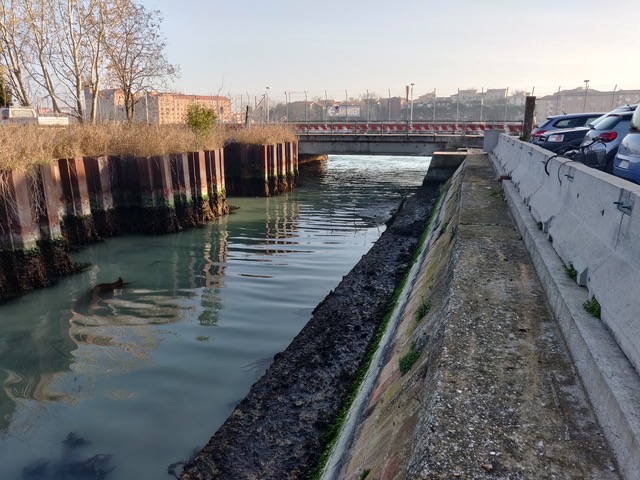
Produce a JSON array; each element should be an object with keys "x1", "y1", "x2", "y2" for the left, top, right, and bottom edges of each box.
[{"x1": 0, "y1": 154, "x2": 431, "y2": 479}]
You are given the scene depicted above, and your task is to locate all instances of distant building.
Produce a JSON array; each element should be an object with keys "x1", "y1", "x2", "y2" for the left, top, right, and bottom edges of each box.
[
  {"x1": 535, "y1": 88, "x2": 640, "y2": 121},
  {"x1": 83, "y1": 88, "x2": 231, "y2": 124},
  {"x1": 484, "y1": 88, "x2": 508, "y2": 103}
]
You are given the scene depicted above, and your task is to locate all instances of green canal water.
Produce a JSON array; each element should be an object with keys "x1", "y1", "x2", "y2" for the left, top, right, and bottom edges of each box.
[{"x1": 0, "y1": 154, "x2": 431, "y2": 479}]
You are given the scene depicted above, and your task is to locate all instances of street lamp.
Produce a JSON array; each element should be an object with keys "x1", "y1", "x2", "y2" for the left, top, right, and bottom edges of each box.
[
  {"x1": 265, "y1": 86, "x2": 270, "y2": 123},
  {"x1": 583, "y1": 79, "x2": 590, "y2": 112}
]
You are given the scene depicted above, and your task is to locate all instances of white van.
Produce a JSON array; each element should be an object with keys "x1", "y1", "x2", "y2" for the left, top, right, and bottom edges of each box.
[
  {"x1": 1, "y1": 107, "x2": 38, "y2": 125},
  {"x1": 1, "y1": 106, "x2": 69, "y2": 126}
]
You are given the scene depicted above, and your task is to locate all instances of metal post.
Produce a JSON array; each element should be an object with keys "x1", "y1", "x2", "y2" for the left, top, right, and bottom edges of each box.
[
  {"x1": 479, "y1": 87, "x2": 484, "y2": 122},
  {"x1": 433, "y1": 88, "x2": 436, "y2": 124},
  {"x1": 504, "y1": 87, "x2": 509, "y2": 121},
  {"x1": 285, "y1": 91, "x2": 288, "y2": 122},
  {"x1": 388, "y1": 89, "x2": 391, "y2": 122},
  {"x1": 456, "y1": 88, "x2": 460, "y2": 120},
  {"x1": 345, "y1": 89, "x2": 348, "y2": 123},
  {"x1": 324, "y1": 90, "x2": 328, "y2": 122},
  {"x1": 583, "y1": 79, "x2": 589, "y2": 112},
  {"x1": 555, "y1": 86, "x2": 561, "y2": 115},
  {"x1": 366, "y1": 89, "x2": 370, "y2": 123},
  {"x1": 304, "y1": 90, "x2": 308, "y2": 123},
  {"x1": 409, "y1": 83, "x2": 414, "y2": 127},
  {"x1": 405, "y1": 85, "x2": 410, "y2": 132},
  {"x1": 612, "y1": 84, "x2": 617, "y2": 109},
  {"x1": 266, "y1": 86, "x2": 270, "y2": 123}
]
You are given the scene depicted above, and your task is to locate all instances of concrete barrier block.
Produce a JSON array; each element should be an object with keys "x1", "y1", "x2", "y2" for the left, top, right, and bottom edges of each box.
[
  {"x1": 590, "y1": 253, "x2": 640, "y2": 374},
  {"x1": 509, "y1": 144, "x2": 548, "y2": 206},
  {"x1": 528, "y1": 158, "x2": 571, "y2": 226},
  {"x1": 548, "y1": 165, "x2": 627, "y2": 285},
  {"x1": 482, "y1": 129, "x2": 503, "y2": 152},
  {"x1": 494, "y1": 135, "x2": 521, "y2": 174}
]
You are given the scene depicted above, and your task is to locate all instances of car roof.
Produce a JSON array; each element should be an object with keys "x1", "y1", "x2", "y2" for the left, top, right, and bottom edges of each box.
[{"x1": 546, "y1": 112, "x2": 604, "y2": 120}]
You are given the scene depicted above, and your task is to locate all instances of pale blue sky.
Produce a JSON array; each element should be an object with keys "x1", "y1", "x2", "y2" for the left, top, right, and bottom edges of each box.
[{"x1": 140, "y1": 0, "x2": 640, "y2": 102}]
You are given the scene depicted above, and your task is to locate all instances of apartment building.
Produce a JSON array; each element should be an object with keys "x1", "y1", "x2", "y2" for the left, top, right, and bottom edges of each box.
[
  {"x1": 83, "y1": 88, "x2": 231, "y2": 124},
  {"x1": 536, "y1": 88, "x2": 640, "y2": 120}
]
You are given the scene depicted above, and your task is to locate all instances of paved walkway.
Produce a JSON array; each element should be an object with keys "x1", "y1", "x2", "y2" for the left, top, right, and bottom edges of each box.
[{"x1": 340, "y1": 153, "x2": 620, "y2": 479}]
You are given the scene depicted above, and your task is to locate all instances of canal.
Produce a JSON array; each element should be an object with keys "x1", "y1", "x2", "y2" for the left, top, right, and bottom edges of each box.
[{"x1": 0, "y1": 154, "x2": 431, "y2": 479}]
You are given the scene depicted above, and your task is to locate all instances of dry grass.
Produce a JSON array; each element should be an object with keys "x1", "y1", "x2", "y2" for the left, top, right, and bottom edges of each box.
[
  {"x1": 0, "y1": 123, "x2": 296, "y2": 172},
  {"x1": 230, "y1": 124, "x2": 297, "y2": 145}
]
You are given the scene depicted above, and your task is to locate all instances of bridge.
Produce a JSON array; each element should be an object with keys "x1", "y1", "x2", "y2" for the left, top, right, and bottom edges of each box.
[{"x1": 288, "y1": 121, "x2": 524, "y2": 156}]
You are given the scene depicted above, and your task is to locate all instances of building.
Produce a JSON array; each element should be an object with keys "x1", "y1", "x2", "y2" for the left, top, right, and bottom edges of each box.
[
  {"x1": 484, "y1": 88, "x2": 508, "y2": 103},
  {"x1": 535, "y1": 88, "x2": 640, "y2": 121},
  {"x1": 83, "y1": 88, "x2": 231, "y2": 124}
]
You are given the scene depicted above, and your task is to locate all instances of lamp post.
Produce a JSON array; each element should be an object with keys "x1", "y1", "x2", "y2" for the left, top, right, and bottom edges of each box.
[
  {"x1": 583, "y1": 79, "x2": 590, "y2": 112},
  {"x1": 265, "y1": 86, "x2": 270, "y2": 123}
]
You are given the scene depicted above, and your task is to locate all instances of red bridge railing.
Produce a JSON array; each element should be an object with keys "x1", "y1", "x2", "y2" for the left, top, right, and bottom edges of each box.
[{"x1": 290, "y1": 121, "x2": 523, "y2": 136}]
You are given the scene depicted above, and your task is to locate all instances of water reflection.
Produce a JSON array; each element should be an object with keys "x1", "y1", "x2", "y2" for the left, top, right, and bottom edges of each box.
[
  {"x1": 0, "y1": 155, "x2": 432, "y2": 480},
  {"x1": 22, "y1": 432, "x2": 114, "y2": 480}
]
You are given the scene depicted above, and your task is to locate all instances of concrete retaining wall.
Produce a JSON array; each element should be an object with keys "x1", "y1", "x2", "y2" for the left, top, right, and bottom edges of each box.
[{"x1": 489, "y1": 134, "x2": 640, "y2": 377}]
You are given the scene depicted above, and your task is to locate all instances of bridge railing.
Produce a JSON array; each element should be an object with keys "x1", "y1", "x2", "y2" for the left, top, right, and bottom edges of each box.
[{"x1": 290, "y1": 121, "x2": 523, "y2": 136}]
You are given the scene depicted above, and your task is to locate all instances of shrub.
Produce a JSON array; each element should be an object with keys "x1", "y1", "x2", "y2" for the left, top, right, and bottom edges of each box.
[{"x1": 186, "y1": 103, "x2": 217, "y2": 142}]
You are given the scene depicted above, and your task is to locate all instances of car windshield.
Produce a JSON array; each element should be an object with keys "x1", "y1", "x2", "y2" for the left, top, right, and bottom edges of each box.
[{"x1": 595, "y1": 115, "x2": 622, "y2": 130}]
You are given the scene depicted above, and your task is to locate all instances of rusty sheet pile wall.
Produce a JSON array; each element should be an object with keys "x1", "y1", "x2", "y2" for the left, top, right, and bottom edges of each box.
[{"x1": 0, "y1": 141, "x2": 298, "y2": 303}]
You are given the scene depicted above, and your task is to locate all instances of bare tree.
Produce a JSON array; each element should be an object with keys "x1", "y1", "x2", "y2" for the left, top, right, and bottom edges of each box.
[
  {"x1": 49, "y1": 0, "x2": 108, "y2": 122},
  {"x1": 104, "y1": 0, "x2": 177, "y2": 123},
  {"x1": 0, "y1": 1, "x2": 31, "y2": 106},
  {"x1": 85, "y1": 0, "x2": 108, "y2": 123},
  {"x1": 21, "y1": 0, "x2": 61, "y2": 113}
]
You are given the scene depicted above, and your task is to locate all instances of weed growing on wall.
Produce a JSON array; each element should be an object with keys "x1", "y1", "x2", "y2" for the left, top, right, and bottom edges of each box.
[
  {"x1": 399, "y1": 342, "x2": 421, "y2": 375},
  {"x1": 584, "y1": 297, "x2": 601, "y2": 318}
]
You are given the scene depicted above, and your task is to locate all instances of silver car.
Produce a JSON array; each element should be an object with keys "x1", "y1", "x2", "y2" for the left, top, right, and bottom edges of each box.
[
  {"x1": 612, "y1": 107, "x2": 640, "y2": 184},
  {"x1": 580, "y1": 108, "x2": 636, "y2": 172}
]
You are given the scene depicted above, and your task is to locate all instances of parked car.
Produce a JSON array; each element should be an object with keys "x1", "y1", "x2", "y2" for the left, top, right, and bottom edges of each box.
[
  {"x1": 530, "y1": 112, "x2": 604, "y2": 142},
  {"x1": 580, "y1": 107, "x2": 637, "y2": 172},
  {"x1": 612, "y1": 107, "x2": 640, "y2": 184},
  {"x1": 533, "y1": 126, "x2": 591, "y2": 153}
]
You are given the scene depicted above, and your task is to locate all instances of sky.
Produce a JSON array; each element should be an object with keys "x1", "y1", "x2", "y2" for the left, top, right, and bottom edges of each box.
[{"x1": 139, "y1": 0, "x2": 640, "y2": 103}]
